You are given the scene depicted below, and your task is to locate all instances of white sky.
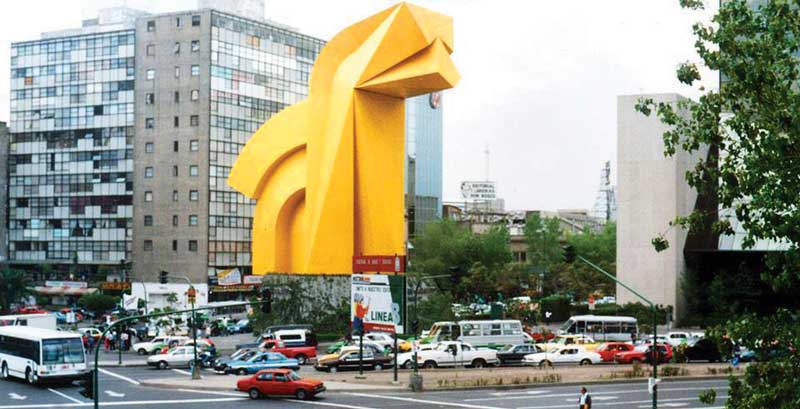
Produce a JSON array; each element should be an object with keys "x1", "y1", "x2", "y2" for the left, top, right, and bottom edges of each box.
[{"x1": 0, "y1": 0, "x2": 716, "y2": 211}]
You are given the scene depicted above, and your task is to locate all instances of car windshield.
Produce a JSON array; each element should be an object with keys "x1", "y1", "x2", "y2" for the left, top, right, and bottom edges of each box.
[
  {"x1": 503, "y1": 345, "x2": 516, "y2": 352},
  {"x1": 288, "y1": 371, "x2": 301, "y2": 381},
  {"x1": 42, "y1": 338, "x2": 85, "y2": 365}
]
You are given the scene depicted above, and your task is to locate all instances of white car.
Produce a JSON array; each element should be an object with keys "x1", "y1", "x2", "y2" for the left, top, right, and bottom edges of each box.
[
  {"x1": 414, "y1": 341, "x2": 498, "y2": 369},
  {"x1": 364, "y1": 332, "x2": 395, "y2": 350},
  {"x1": 147, "y1": 346, "x2": 195, "y2": 369},
  {"x1": 397, "y1": 343, "x2": 437, "y2": 369},
  {"x1": 523, "y1": 346, "x2": 602, "y2": 367},
  {"x1": 666, "y1": 332, "x2": 691, "y2": 347},
  {"x1": 133, "y1": 335, "x2": 189, "y2": 355}
]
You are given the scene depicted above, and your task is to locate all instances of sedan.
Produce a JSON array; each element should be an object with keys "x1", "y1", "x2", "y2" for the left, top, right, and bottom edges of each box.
[
  {"x1": 147, "y1": 346, "x2": 195, "y2": 369},
  {"x1": 523, "y1": 346, "x2": 602, "y2": 367},
  {"x1": 614, "y1": 344, "x2": 673, "y2": 364},
  {"x1": 237, "y1": 369, "x2": 325, "y2": 400},
  {"x1": 685, "y1": 338, "x2": 722, "y2": 362},
  {"x1": 497, "y1": 344, "x2": 541, "y2": 365},
  {"x1": 315, "y1": 350, "x2": 394, "y2": 373},
  {"x1": 595, "y1": 342, "x2": 635, "y2": 362},
  {"x1": 226, "y1": 352, "x2": 300, "y2": 375}
]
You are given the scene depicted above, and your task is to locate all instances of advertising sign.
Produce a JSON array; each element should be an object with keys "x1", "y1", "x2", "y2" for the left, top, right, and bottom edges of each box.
[
  {"x1": 242, "y1": 275, "x2": 263, "y2": 285},
  {"x1": 351, "y1": 274, "x2": 405, "y2": 334},
  {"x1": 122, "y1": 294, "x2": 140, "y2": 311},
  {"x1": 45, "y1": 281, "x2": 88, "y2": 289},
  {"x1": 352, "y1": 255, "x2": 406, "y2": 273},
  {"x1": 217, "y1": 268, "x2": 242, "y2": 286},
  {"x1": 100, "y1": 282, "x2": 131, "y2": 291},
  {"x1": 460, "y1": 181, "x2": 497, "y2": 200}
]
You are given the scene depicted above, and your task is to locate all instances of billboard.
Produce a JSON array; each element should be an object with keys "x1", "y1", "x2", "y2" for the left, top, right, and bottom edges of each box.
[
  {"x1": 460, "y1": 181, "x2": 496, "y2": 200},
  {"x1": 351, "y1": 274, "x2": 405, "y2": 334}
]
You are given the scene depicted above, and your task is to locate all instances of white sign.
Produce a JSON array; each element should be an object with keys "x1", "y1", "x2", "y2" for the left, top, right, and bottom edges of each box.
[
  {"x1": 242, "y1": 275, "x2": 262, "y2": 285},
  {"x1": 217, "y1": 268, "x2": 242, "y2": 286},
  {"x1": 122, "y1": 294, "x2": 140, "y2": 311},
  {"x1": 45, "y1": 281, "x2": 87, "y2": 289},
  {"x1": 351, "y1": 274, "x2": 404, "y2": 333},
  {"x1": 460, "y1": 181, "x2": 497, "y2": 200}
]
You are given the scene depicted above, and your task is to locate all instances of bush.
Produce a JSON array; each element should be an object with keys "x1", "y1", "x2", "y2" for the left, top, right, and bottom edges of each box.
[
  {"x1": 77, "y1": 293, "x2": 119, "y2": 315},
  {"x1": 540, "y1": 295, "x2": 572, "y2": 321}
]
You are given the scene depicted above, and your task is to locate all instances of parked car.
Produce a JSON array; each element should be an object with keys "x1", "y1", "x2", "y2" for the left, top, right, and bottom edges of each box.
[
  {"x1": 614, "y1": 343, "x2": 673, "y2": 364},
  {"x1": 214, "y1": 348, "x2": 259, "y2": 372},
  {"x1": 522, "y1": 346, "x2": 602, "y2": 367},
  {"x1": 147, "y1": 346, "x2": 195, "y2": 369},
  {"x1": 237, "y1": 369, "x2": 325, "y2": 400},
  {"x1": 260, "y1": 339, "x2": 317, "y2": 365},
  {"x1": 315, "y1": 349, "x2": 394, "y2": 373},
  {"x1": 413, "y1": 341, "x2": 499, "y2": 369},
  {"x1": 78, "y1": 327, "x2": 103, "y2": 340},
  {"x1": 595, "y1": 342, "x2": 635, "y2": 362},
  {"x1": 684, "y1": 338, "x2": 722, "y2": 362},
  {"x1": 134, "y1": 335, "x2": 189, "y2": 355},
  {"x1": 228, "y1": 319, "x2": 252, "y2": 334},
  {"x1": 497, "y1": 344, "x2": 542, "y2": 365},
  {"x1": 541, "y1": 335, "x2": 599, "y2": 352},
  {"x1": 396, "y1": 343, "x2": 437, "y2": 369},
  {"x1": 325, "y1": 339, "x2": 385, "y2": 355},
  {"x1": 225, "y1": 352, "x2": 300, "y2": 375},
  {"x1": 364, "y1": 332, "x2": 401, "y2": 352},
  {"x1": 666, "y1": 332, "x2": 692, "y2": 347}
]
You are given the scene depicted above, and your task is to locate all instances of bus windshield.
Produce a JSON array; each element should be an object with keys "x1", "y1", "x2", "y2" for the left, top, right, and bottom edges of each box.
[
  {"x1": 42, "y1": 338, "x2": 85, "y2": 365},
  {"x1": 559, "y1": 320, "x2": 575, "y2": 333}
]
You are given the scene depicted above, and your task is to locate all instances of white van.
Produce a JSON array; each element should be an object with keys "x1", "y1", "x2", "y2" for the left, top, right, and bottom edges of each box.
[
  {"x1": 559, "y1": 315, "x2": 638, "y2": 342},
  {"x1": 426, "y1": 320, "x2": 526, "y2": 348},
  {"x1": 268, "y1": 329, "x2": 317, "y2": 348}
]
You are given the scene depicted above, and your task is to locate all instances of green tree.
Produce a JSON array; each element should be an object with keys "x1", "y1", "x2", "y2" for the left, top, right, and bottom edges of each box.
[
  {"x1": 638, "y1": 1, "x2": 800, "y2": 406},
  {"x1": 549, "y1": 223, "x2": 616, "y2": 300},
  {"x1": 77, "y1": 293, "x2": 119, "y2": 315},
  {"x1": 0, "y1": 269, "x2": 32, "y2": 312},
  {"x1": 523, "y1": 213, "x2": 564, "y2": 273}
]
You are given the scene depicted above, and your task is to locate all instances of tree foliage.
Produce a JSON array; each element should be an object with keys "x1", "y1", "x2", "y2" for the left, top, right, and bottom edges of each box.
[
  {"x1": 548, "y1": 223, "x2": 616, "y2": 300},
  {"x1": 638, "y1": 1, "x2": 800, "y2": 406},
  {"x1": 77, "y1": 293, "x2": 119, "y2": 314},
  {"x1": 523, "y1": 213, "x2": 564, "y2": 272},
  {"x1": 0, "y1": 269, "x2": 32, "y2": 313}
]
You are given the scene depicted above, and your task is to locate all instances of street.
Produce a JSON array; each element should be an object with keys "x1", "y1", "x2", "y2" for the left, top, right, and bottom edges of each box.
[{"x1": 0, "y1": 366, "x2": 728, "y2": 409}]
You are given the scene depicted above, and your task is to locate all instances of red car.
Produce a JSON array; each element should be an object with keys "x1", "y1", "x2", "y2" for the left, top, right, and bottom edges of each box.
[
  {"x1": 15, "y1": 305, "x2": 48, "y2": 314},
  {"x1": 261, "y1": 340, "x2": 317, "y2": 365},
  {"x1": 237, "y1": 369, "x2": 325, "y2": 400},
  {"x1": 596, "y1": 342, "x2": 635, "y2": 362},
  {"x1": 614, "y1": 343, "x2": 672, "y2": 364}
]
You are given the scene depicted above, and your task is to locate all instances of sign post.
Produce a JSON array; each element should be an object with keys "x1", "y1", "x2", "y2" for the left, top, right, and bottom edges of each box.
[{"x1": 187, "y1": 286, "x2": 200, "y2": 380}]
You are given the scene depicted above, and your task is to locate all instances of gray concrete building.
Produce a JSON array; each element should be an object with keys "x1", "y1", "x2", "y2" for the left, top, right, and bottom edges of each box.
[
  {"x1": 0, "y1": 121, "x2": 8, "y2": 263},
  {"x1": 616, "y1": 94, "x2": 707, "y2": 318}
]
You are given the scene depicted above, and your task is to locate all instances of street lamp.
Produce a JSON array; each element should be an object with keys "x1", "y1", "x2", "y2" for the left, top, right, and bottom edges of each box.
[
  {"x1": 162, "y1": 272, "x2": 201, "y2": 380},
  {"x1": 563, "y1": 245, "x2": 660, "y2": 409}
]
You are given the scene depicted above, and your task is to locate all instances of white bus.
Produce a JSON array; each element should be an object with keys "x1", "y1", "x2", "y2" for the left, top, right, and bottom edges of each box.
[
  {"x1": 0, "y1": 326, "x2": 88, "y2": 384},
  {"x1": 558, "y1": 315, "x2": 638, "y2": 342},
  {"x1": 425, "y1": 320, "x2": 526, "y2": 348},
  {"x1": 0, "y1": 314, "x2": 57, "y2": 330}
]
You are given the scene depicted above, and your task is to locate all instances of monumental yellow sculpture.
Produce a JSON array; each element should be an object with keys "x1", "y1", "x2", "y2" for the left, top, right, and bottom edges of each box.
[{"x1": 227, "y1": 3, "x2": 460, "y2": 274}]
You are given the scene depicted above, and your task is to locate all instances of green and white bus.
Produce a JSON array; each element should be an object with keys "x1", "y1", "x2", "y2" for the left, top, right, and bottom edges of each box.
[
  {"x1": 0, "y1": 326, "x2": 87, "y2": 384},
  {"x1": 558, "y1": 315, "x2": 638, "y2": 342},
  {"x1": 424, "y1": 320, "x2": 527, "y2": 348}
]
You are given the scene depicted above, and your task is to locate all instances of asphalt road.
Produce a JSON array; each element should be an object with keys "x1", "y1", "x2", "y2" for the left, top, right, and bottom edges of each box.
[{"x1": 0, "y1": 366, "x2": 728, "y2": 409}]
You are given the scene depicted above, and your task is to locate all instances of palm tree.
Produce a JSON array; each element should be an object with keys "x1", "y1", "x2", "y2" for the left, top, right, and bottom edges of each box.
[{"x1": 0, "y1": 269, "x2": 32, "y2": 313}]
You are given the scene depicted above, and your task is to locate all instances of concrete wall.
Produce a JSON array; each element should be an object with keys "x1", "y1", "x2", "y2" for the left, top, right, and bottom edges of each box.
[
  {"x1": 616, "y1": 94, "x2": 706, "y2": 319},
  {"x1": 132, "y1": 11, "x2": 212, "y2": 284}
]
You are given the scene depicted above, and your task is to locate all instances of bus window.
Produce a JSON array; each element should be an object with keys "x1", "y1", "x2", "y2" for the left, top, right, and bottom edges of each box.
[
  {"x1": 586, "y1": 321, "x2": 602, "y2": 333},
  {"x1": 604, "y1": 321, "x2": 621, "y2": 334},
  {"x1": 452, "y1": 325, "x2": 461, "y2": 339},
  {"x1": 462, "y1": 324, "x2": 480, "y2": 337},
  {"x1": 621, "y1": 322, "x2": 637, "y2": 334},
  {"x1": 502, "y1": 322, "x2": 521, "y2": 335},
  {"x1": 489, "y1": 324, "x2": 501, "y2": 336},
  {"x1": 576, "y1": 320, "x2": 586, "y2": 333}
]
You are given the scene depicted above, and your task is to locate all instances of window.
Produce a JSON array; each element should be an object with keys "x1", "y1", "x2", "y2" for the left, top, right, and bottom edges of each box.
[
  {"x1": 172, "y1": 215, "x2": 178, "y2": 226},
  {"x1": 189, "y1": 215, "x2": 198, "y2": 226},
  {"x1": 173, "y1": 166, "x2": 178, "y2": 177},
  {"x1": 144, "y1": 240, "x2": 153, "y2": 251},
  {"x1": 189, "y1": 190, "x2": 198, "y2": 201},
  {"x1": 144, "y1": 191, "x2": 153, "y2": 202},
  {"x1": 145, "y1": 93, "x2": 154, "y2": 104},
  {"x1": 191, "y1": 40, "x2": 199, "y2": 52},
  {"x1": 189, "y1": 165, "x2": 198, "y2": 176},
  {"x1": 191, "y1": 65, "x2": 199, "y2": 76},
  {"x1": 145, "y1": 142, "x2": 154, "y2": 153},
  {"x1": 175, "y1": 17, "x2": 182, "y2": 27},
  {"x1": 173, "y1": 141, "x2": 179, "y2": 152},
  {"x1": 144, "y1": 215, "x2": 153, "y2": 226},
  {"x1": 172, "y1": 190, "x2": 179, "y2": 202},
  {"x1": 192, "y1": 15, "x2": 200, "y2": 26},
  {"x1": 191, "y1": 89, "x2": 199, "y2": 101},
  {"x1": 174, "y1": 66, "x2": 180, "y2": 78},
  {"x1": 174, "y1": 91, "x2": 180, "y2": 103},
  {"x1": 190, "y1": 140, "x2": 199, "y2": 151},
  {"x1": 173, "y1": 42, "x2": 180, "y2": 54},
  {"x1": 190, "y1": 115, "x2": 199, "y2": 126},
  {"x1": 146, "y1": 69, "x2": 155, "y2": 80},
  {"x1": 146, "y1": 44, "x2": 155, "y2": 56},
  {"x1": 145, "y1": 167, "x2": 154, "y2": 178},
  {"x1": 172, "y1": 240, "x2": 178, "y2": 251},
  {"x1": 145, "y1": 118, "x2": 154, "y2": 128},
  {"x1": 188, "y1": 240, "x2": 198, "y2": 252},
  {"x1": 147, "y1": 20, "x2": 155, "y2": 32}
]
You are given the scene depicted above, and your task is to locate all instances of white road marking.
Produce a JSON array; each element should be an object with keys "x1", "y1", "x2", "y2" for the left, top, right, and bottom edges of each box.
[
  {"x1": 516, "y1": 395, "x2": 729, "y2": 409},
  {"x1": 105, "y1": 390, "x2": 125, "y2": 398},
  {"x1": 466, "y1": 386, "x2": 728, "y2": 402},
  {"x1": 176, "y1": 389, "x2": 245, "y2": 397},
  {"x1": 492, "y1": 390, "x2": 550, "y2": 397},
  {"x1": 8, "y1": 393, "x2": 26, "y2": 400},
  {"x1": 46, "y1": 388, "x2": 83, "y2": 404},
  {"x1": 640, "y1": 403, "x2": 688, "y2": 408},
  {"x1": 171, "y1": 369, "x2": 192, "y2": 376},
  {"x1": 564, "y1": 396, "x2": 617, "y2": 402},
  {"x1": 0, "y1": 397, "x2": 246, "y2": 409},
  {"x1": 97, "y1": 368, "x2": 140, "y2": 385},
  {"x1": 290, "y1": 400, "x2": 379, "y2": 409},
  {"x1": 346, "y1": 392, "x2": 504, "y2": 409}
]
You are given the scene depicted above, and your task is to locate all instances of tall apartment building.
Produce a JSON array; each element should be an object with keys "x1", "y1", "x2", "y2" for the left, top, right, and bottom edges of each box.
[
  {"x1": 406, "y1": 92, "x2": 444, "y2": 238},
  {"x1": 0, "y1": 122, "x2": 8, "y2": 263}
]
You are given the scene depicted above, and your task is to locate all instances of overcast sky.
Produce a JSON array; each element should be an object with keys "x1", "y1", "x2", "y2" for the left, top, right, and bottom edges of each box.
[{"x1": 0, "y1": 0, "x2": 716, "y2": 211}]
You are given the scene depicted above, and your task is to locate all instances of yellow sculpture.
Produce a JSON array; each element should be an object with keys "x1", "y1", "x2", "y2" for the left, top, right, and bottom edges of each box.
[{"x1": 227, "y1": 2, "x2": 460, "y2": 274}]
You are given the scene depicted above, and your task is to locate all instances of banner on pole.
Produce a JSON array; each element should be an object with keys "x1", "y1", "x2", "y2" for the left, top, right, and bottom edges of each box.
[{"x1": 351, "y1": 274, "x2": 405, "y2": 334}]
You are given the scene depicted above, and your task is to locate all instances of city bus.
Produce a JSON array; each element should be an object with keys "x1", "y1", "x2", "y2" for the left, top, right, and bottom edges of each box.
[
  {"x1": 558, "y1": 315, "x2": 638, "y2": 342},
  {"x1": 424, "y1": 320, "x2": 527, "y2": 348},
  {"x1": 0, "y1": 314, "x2": 57, "y2": 330},
  {"x1": 0, "y1": 326, "x2": 88, "y2": 384}
]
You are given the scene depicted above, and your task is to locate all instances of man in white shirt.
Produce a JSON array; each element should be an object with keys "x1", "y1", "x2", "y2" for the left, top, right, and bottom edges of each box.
[{"x1": 578, "y1": 387, "x2": 592, "y2": 409}]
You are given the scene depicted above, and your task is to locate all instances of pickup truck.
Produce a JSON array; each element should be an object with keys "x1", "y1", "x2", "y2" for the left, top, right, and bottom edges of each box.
[
  {"x1": 261, "y1": 340, "x2": 317, "y2": 365},
  {"x1": 414, "y1": 341, "x2": 498, "y2": 369}
]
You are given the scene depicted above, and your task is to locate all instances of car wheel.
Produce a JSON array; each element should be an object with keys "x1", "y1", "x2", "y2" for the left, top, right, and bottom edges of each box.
[
  {"x1": 296, "y1": 354, "x2": 307, "y2": 365},
  {"x1": 329, "y1": 366, "x2": 338, "y2": 374},
  {"x1": 471, "y1": 359, "x2": 486, "y2": 369},
  {"x1": 538, "y1": 360, "x2": 552, "y2": 368},
  {"x1": 580, "y1": 359, "x2": 592, "y2": 366},
  {"x1": 25, "y1": 368, "x2": 36, "y2": 384},
  {"x1": 1, "y1": 363, "x2": 7, "y2": 380},
  {"x1": 158, "y1": 361, "x2": 168, "y2": 370},
  {"x1": 402, "y1": 361, "x2": 413, "y2": 369},
  {"x1": 373, "y1": 364, "x2": 383, "y2": 371},
  {"x1": 138, "y1": 349, "x2": 147, "y2": 355},
  {"x1": 248, "y1": 388, "x2": 260, "y2": 400},
  {"x1": 423, "y1": 361, "x2": 437, "y2": 369},
  {"x1": 237, "y1": 368, "x2": 248, "y2": 376},
  {"x1": 295, "y1": 389, "x2": 308, "y2": 400}
]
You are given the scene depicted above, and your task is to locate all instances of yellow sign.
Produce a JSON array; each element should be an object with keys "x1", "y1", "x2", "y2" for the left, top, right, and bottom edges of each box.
[
  {"x1": 100, "y1": 282, "x2": 131, "y2": 291},
  {"x1": 228, "y1": 3, "x2": 459, "y2": 275}
]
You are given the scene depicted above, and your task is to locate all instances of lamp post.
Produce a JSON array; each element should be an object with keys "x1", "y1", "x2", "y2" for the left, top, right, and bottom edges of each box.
[
  {"x1": 171, "y1": 275, "x2": 201, "y2": 380},
  {"x1": 564, "y1": 246, "x2": 659, "y2": 409},
  {"x1": 408, "y1": 273, "x2": 449, "y2": 392}
]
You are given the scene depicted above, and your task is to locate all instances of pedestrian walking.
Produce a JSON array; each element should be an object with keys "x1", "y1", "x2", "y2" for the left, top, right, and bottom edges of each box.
[
  {"x1": 87, "y1": 335, "x2": 95, "y2": 353},
  {"x1": 103, "y1": 335, "x2": 110, "y2": 351},
  {"x1": 578, "y1": 387, "x2": 592, "y2": 409},
  {"x1": 121, "y1": 332, "x2": 130, "y2": 351}
]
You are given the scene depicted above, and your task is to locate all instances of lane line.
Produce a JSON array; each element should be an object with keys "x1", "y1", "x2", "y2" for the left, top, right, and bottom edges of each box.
[
  {"x1": 171, "y1": 369, "x2": 192, "y2": 376},
  {"x1": 98, "y1": 368, "x2": 141, "y2": 385},
  {"x1": 176, "y1": 389, "x2": 245, "y2": 397},
  {"x1": 289, "y1": 400, "x2": 379, "y2": 409},
  {"x1": 515, "y1": 395, "x2": 729, "y2": 409},
  {"x1": 465, "y1": 386, "x2": 729, "y2": 402},
  {"x1": 46, "y1": 388, "x2": 83, "y2": 405},
  {"x1": 346, "y1": 392, "x2": 504, "y2": 409}
]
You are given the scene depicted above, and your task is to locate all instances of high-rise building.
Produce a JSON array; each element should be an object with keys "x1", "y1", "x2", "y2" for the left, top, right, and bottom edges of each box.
[
  {"x1": 0, "y1": 122, "x2": 8, "y2": 263},
  {"x1": 406, "y1": 92, "x2": 443, "y2": 238}
]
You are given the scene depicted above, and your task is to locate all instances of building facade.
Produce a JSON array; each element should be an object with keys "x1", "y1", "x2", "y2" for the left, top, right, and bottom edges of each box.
[
  {"x1": 406, "y1": 92, "x2": 444, "y2": 238},
  {"x1": 0, "y1": 122, "x2": 8, "y2": 263}
]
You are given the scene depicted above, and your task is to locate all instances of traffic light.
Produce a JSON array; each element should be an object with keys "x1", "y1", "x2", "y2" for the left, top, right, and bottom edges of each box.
[
  {"x1": 159, "y1": 270, "x2": 169, "y2": 284},
  {"x1": 260, "y1": 287, "x2": 272, "y2": 314},
  {"x1": 563, "y1": 245, "x2": 577, "y2": 263},
  {"x1": 411, "y1": 319, "x2": 420, "y2": 335},
  {"x1": 79, "y1": 370, "x2": 95, "y2": 399}
]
